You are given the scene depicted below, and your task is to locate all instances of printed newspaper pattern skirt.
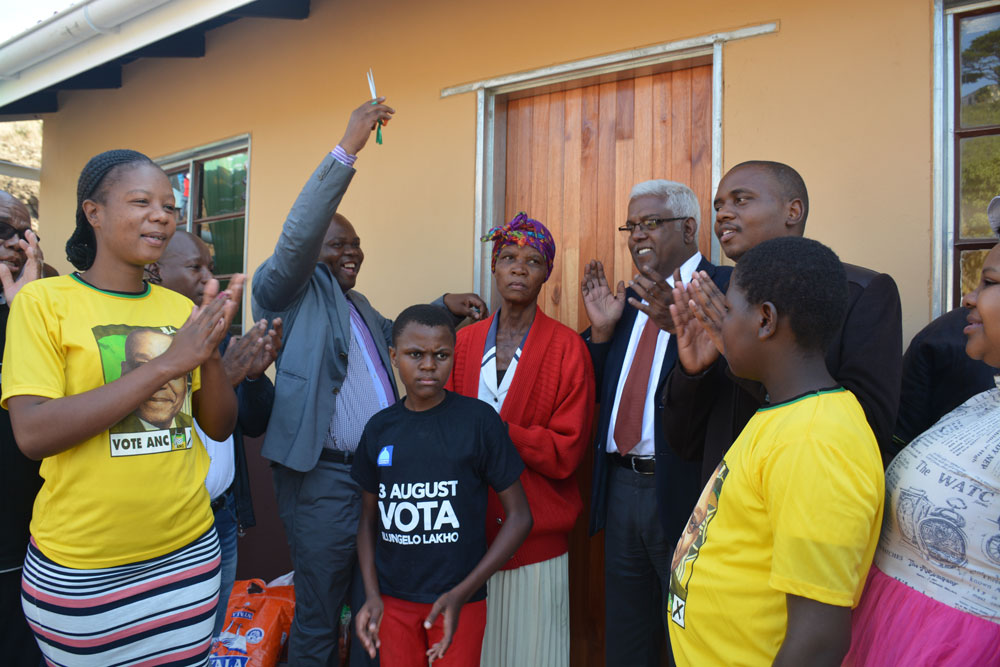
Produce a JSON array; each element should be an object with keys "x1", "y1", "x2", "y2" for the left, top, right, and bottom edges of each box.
[{"x1": 21, "y1": 528, "x2": 220, "y2": 667}]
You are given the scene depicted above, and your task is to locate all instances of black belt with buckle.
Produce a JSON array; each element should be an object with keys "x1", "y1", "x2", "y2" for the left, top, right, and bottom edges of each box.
[
  {"x1": 210, "y1": 484, "x2": 233, "y2": 512},
  {"x1": 611, "y1": 453, "x2": 656, "y2": 475},
  {"x1": 320, "y1": 448, "x2": 354, "y2": 465}
]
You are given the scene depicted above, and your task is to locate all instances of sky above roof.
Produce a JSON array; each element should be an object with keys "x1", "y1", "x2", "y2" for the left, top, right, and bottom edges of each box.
[{"x1": 0, "y1": 1, "x2": 77, "y2": 43}]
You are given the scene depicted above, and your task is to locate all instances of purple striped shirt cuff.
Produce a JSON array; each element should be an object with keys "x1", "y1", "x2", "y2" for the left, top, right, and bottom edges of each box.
[{"x1": 331, "y1": 145, "x2": 357, "y2": 167}]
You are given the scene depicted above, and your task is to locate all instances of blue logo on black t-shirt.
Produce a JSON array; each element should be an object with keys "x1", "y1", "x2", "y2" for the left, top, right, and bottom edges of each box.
[{"x1": 377, "y1": 446, "x2": 394, "y2": 466}]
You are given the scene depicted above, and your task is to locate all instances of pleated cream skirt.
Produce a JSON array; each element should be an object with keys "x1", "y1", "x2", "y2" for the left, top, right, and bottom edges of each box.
[{"x1": 480, "y1": 552, "x2": 570, "y2": 667}]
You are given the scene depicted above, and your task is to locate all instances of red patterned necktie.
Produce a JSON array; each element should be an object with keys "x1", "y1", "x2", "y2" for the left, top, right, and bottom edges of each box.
[{"x1": 613, "y1": 318, "x2": 659, "y2": 455}]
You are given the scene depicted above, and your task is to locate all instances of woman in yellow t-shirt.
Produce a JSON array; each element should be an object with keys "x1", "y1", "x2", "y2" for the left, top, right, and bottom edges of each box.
[
  {"x1": 845, "y1": 242, "x2": 1000, "y2": 665},
  {"x1": 2, "y1": 150, "x2": 242, "y2": 666}
]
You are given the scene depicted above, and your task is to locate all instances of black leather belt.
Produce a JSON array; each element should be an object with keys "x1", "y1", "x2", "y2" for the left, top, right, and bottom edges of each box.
[
  {"x1": 320, "y1": 449, "x2": 354, "y2": 465},
  {"x1": 210, "y1": 495, "x2": 226, "y2": 511},
  {"x1": 611, "y1": 453, "x2": 655, "y2": 475}
]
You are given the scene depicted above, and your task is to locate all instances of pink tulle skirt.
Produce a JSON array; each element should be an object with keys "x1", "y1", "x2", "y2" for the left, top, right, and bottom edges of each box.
[{"x1": 844, "y1": 565, "x2": 1000, "y2": 666}]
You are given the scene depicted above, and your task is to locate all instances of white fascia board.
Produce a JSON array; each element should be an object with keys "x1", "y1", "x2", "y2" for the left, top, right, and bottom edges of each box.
[
  {"x1": 0, "y1": 1, "x2": 172, "y2": 77},
  {"x1": 0, "y1": 0, "x2": 256, "y2": 109}
]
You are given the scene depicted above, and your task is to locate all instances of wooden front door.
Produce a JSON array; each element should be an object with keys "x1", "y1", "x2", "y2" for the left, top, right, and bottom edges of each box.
[{"x1": 501, "y1": 64, "x2": 713, "y2": 666}]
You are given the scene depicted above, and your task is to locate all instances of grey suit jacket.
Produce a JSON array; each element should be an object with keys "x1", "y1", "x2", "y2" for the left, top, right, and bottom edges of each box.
[{"x1": 252, "y1": 154, "x2": 398, "y2": 472}]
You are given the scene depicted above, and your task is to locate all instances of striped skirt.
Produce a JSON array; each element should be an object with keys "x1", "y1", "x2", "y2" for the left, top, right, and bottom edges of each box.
[{"x1": 21, "y1": 528, "x2": 221, "y2": 667}]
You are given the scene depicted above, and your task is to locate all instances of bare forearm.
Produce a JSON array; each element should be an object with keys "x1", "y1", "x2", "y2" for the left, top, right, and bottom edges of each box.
[
  {"x1": 194, "y1": 353, "x2": 238, "y2": 440},
  {"x1": 451, "y1": 504, "x2": 532, "y2": 602},
  {"x1": 9, "y1": 358, "x2": 189, "y2": 460},
  {"x1": 358, "y1": 497, "x2": 381, "y2": 600},
  {"x1": 589, "y1": 324, "x2": 615, "y2": 344},
  {"x1": 775, "y1": 595, "x2": 850, "y2": 667},
  {"x1": 774, "y1": 636, "x2": 848, "y2": 667}
]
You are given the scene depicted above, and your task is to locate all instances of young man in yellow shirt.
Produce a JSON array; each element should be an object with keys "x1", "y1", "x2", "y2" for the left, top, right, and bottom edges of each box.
[{"x1": 667, "y1": 237, "x2": 884, "y2": 665}]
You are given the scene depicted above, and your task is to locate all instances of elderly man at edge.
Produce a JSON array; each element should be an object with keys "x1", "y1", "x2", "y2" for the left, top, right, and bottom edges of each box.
[
  {"x1": 0, "y1": 191, "x2": 43, "y2": 667},
  {"x1": 251, "y1": 100, "x2": 486, "y2": 667}
]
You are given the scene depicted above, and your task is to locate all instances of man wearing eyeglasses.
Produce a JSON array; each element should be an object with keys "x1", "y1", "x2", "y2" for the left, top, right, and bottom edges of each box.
[
  {"x1": 0, "y1": 193, "x2": 38, "y2": 288},
  {"x1": 579, "y1": 180, "x2": 730, "y2": 667},
  {"x1": 0, "y1": 190, "x2": 46, "y2": 667}
]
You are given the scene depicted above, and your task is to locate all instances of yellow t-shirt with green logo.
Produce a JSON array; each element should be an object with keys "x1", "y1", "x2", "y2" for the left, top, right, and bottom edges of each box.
[
  {"x1": 667, "y1": 388, "x2": 884, "y2": 666},
  {"x1": 1, "y1": 274, "x2": 211, "y2": 569}
]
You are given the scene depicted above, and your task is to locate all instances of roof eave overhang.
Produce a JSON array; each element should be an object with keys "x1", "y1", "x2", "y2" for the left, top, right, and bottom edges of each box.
[{"x1": 0, "y1": 0, "x2": 259, "y2": 113}]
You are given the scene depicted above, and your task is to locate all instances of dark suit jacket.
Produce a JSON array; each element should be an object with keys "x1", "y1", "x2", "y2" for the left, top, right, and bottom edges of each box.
[
  {"x1": 0, "y1": 303, "x2": 42, "y2": 570},
  {"x1": 893, "y1": 306, "x2": 996, "y2": 451},
  {"x1": 663, "y1": 262, "x2": 904, "y2": 492},
  {"x1": 226, "y1": 334, "x2": 275, "y2": 531},
  {"x1": 584, "y1": 256, "x2": 731, "y2": 544}
]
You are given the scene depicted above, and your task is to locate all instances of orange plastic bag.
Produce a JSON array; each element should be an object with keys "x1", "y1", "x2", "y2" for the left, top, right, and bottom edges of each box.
[{"x1": 209, "y1": 578, "x2": 295, "y2": 667}]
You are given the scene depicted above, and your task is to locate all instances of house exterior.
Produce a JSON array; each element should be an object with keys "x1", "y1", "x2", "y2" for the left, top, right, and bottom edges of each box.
[
  {"x1": 4, "y1": 0, "x2": 991, "y2": 338},
  {"x1": 2, "y1": 0, "x2": 996, "y2": 663}
]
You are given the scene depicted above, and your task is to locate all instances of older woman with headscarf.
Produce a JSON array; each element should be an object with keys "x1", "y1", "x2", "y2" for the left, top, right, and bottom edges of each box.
[{"x1": 446, "y1": 212, "x2": 595, "y2": 667}]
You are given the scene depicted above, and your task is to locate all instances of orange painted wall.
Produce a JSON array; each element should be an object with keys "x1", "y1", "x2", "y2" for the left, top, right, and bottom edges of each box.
[{"x1": 38, "y1": 0, "x2": 933, "y2": 339}]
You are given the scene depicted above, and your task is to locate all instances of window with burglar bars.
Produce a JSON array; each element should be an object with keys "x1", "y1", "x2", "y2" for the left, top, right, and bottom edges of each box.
[
  {"x1": 952, "y1": 5, "x2": 1000, "y2": 304},
  {"x1": 159, "y1": 137, "x2": 249, "y2": 334}
]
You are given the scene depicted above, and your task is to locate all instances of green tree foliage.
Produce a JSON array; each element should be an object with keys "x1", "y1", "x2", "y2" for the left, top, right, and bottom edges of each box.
[
  {"x1": 961, "y1": 27, "x2": 1000, "y2": 126},
  {"x1": 961, "y1": 28, "x2": 1000, "y2": 237},
  {"x1": 960, "y1": 135, "x2": 1000, "y2": 238},
  {"x1": 962, "y1": 28, "x2": 1000, "y2": 87}
]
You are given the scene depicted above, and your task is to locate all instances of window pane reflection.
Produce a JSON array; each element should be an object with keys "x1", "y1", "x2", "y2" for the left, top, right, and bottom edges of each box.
[
  {"x1": 959, "y1": 135, "x2": 1000, "y2": 238},
  {"x1": 199, "y1": 153, "x2": 247, "y2": 218},
  {"x1": 197, "y1": 217, "x2": 245, "y2": 277},
  {"x1": 960, "y1": 247, "x2": 993, "y2": 299},
  {"x1": 167, "y1": 170, "x2": 190, "y2": 226},
  {"x1": 959, "y1": 12, "x2": 1000, "y2": 128}
]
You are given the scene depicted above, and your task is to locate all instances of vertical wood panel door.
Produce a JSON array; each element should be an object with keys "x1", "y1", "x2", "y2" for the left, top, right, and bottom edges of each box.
[{"x1": 501, "y1": 64, "x2": 712, "y2": 667}]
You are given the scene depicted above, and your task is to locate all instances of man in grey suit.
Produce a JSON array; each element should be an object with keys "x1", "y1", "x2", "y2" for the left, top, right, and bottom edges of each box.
[{"x1": 252, "y1": 99, "x2": 486, "y2": 667}]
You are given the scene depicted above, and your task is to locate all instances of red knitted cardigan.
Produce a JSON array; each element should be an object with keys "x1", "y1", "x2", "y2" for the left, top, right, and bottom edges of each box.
[{"x1": 446, "y1": 308, "x2": 595, "y2": 569}]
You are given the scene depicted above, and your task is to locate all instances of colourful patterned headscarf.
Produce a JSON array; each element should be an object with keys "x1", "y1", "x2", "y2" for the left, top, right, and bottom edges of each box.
[{"x1": 482, "y1": 212, "x2": 556, "y2": 280}]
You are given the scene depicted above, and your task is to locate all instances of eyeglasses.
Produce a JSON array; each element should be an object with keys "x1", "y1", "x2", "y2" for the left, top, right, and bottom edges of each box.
[
  {"x1": 0, "y1": 221, "x2": 36, "y2": 243},
  {"x1": 618, "y1": 217, "x2": 688, "y2": 234}
]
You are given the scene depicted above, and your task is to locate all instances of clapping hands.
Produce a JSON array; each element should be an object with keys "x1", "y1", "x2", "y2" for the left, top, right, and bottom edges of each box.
[
  {"x1": 581, "y1": 260, "x2": 625, "y2": 343},
  {"x1": 669, "y1": 270, "x2": 727, "y2": 374},
  {"x1": 628, "y1": 264, "x2": 678, "y2": 333},
  {"x1": 0, "y1": 229, "x2": 42, "y2": 304},
  {"x1": 222, "y1": 318, "x2": 283, "y2": 386},
  {"x1": 160, "y1": 276, "x2": 244, "y2": 378}
]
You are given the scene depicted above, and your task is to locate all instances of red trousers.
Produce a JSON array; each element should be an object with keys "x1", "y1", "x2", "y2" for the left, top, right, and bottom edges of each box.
[{"x1": 379, "y1": 595, "x2": 487, "y2": 667}]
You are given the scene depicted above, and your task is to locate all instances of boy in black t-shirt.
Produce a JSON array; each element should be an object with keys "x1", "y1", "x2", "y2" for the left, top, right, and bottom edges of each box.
[{"x1": 352, "y1": 304, "x2": 532, "y2": 666}]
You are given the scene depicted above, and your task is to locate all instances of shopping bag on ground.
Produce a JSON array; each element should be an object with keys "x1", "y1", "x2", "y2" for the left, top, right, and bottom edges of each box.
[{"x1": 209, "y1": 578, "x2": 295, "y2": 667}]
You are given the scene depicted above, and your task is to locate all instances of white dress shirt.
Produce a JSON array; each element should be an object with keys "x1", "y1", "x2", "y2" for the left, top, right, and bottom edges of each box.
[
  {"x1": 198, "y1": 419, "x2": 235, "y2": 501},
  {"x1": 606, "y1": 252, "x2": 703, "y2": 456}
]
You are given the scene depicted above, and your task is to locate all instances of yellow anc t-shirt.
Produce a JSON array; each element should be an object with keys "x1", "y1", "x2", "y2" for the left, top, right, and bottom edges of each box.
[
  {"x1": 1, "y1": 274, "x2": 211, "y2": 569},
  {"x1": 667, "y1": 388, "x2": 884, "y2": 666}
]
